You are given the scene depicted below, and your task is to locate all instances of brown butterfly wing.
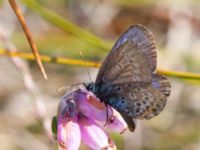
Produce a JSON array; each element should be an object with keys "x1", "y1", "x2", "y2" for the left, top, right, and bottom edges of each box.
[{"x1": 96, "y1": 24, "x2": 157, "y2": 85}]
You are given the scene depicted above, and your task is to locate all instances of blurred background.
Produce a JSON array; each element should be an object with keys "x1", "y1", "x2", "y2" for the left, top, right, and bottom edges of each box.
[{"x1": 1, "y1": 0, "x2": 200, "y2": 150}]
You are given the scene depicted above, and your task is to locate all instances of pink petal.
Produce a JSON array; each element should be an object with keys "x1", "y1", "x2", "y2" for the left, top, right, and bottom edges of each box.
[
  {"x1": 77, "y1": 90, "x2": 113, "y2": 121},
  {"x1": 79, "y1": 117, "x2": 110, "y2": 150},
  {"x1": 103, "y1": 108, "x2": 127, "y2": 134},
  {"x1": 76, "y1": 90, "x2": 127, "y2": 133},
  {"x1": 57, "y1": 118, "x2": 81, "y2": 150}
]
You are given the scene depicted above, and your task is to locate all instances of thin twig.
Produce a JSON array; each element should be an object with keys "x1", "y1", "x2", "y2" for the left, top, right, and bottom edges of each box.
[{"x1": 8, "y1": 0, "x2": 48, "y2": 80}]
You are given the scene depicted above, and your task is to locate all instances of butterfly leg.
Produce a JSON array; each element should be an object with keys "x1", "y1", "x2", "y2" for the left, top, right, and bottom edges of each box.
[{"x1": 103, "y1": 104, "x2": 110, "y2": 126}]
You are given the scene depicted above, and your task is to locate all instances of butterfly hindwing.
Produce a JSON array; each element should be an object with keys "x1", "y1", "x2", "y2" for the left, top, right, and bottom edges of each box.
[
  {"x1": 151, "y1": 73, "x2": 171, "y2": 98},
  {"x1": 107, "y1": 85, "x2": 167, "y2": 121}
]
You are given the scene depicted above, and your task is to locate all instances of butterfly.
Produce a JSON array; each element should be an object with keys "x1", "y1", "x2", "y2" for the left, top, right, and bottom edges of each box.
[{"x1": 84, "y1": 24, "x2": 171, "y2": 132}]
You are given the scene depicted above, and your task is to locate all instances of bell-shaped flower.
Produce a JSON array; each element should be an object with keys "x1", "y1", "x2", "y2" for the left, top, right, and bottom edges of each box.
[{"x1": 56, "y1": 88, "x2": 127, "y2": 150}]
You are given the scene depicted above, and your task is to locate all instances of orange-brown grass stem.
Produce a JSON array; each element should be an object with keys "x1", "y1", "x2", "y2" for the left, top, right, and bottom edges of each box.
[
  {"x1": 1, "y1": 48, "x2": 200, "y2": 81},
  {"x1": 8, "y1": 0, "x2": 48, "y2": 80}
]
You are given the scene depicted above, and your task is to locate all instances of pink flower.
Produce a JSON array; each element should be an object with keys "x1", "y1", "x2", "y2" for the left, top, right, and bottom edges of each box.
[{"x1": 57, "y1": 88, "x2": 127, "y2": 150}]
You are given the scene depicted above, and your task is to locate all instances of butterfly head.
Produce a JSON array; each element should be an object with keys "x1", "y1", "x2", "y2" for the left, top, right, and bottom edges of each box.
[{"x1": 84, "y1": 82, "x2": 96, "y2": 94}]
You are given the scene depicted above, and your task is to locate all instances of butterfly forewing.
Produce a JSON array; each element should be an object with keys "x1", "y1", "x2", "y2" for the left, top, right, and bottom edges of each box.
[{"x1": 96, "y1": 24, "x2": 157, "y2": 85}]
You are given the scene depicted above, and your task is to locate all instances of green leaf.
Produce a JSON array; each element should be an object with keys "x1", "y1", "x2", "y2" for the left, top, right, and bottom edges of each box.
[{"x1": 52, "y1": 115, "x2": 57, "y2": 135}]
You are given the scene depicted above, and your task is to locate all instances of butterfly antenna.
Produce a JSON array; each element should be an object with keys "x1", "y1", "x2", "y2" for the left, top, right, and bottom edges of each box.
[
  {"x1": 56, "y1": 82, "x2": 83, "y2": 93},
  {"x1": 78, "y1": 50, "x2": 92, "y2": 82}
]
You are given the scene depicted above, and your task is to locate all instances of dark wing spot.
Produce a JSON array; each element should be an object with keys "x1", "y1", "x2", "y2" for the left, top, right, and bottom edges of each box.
[
  {"x1": 136, "y1": 108, "x2": 140, "y2": 113},
  {"x1": 120, "y1": 100, "x2": 125, "y2": 104},
  {"x1": 117, "y1": 87, "x2": 122, "y2": 92},
  {"x1": 142, "y1": 101, "x2": 147, "y2": 104},
  {"x1": 152, "y1": 108, "x2": 157, "y2": 112},
  {"x1": 156, "y1": 104, "x2": 160, "y2": 108},
  {"x1": 136, "y1": 102, "x2": 141, "y2": 106},
  {"x1": 121, "y1": 96, "x2": 126, "y2": 100}
]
